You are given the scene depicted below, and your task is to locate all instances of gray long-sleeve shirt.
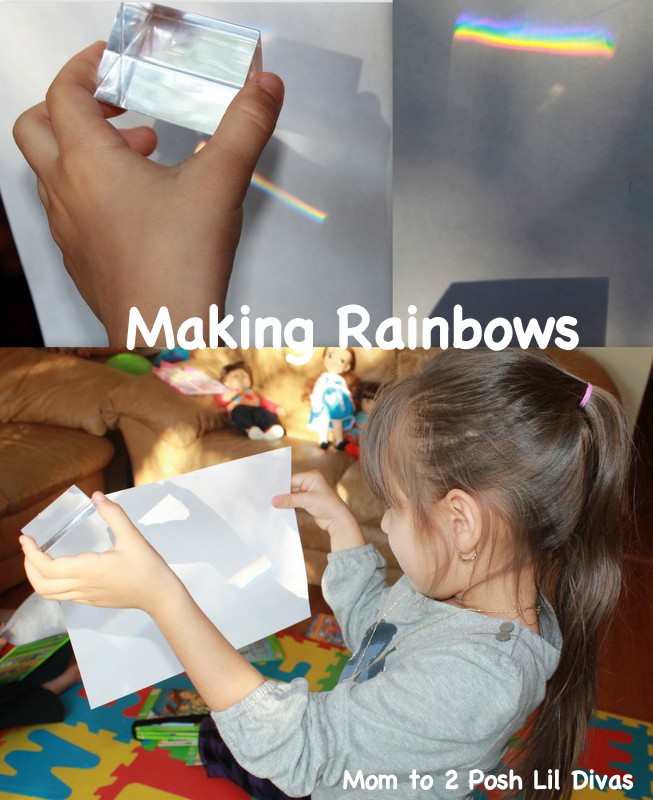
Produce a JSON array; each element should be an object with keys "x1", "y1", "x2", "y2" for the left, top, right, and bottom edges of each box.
[{"x1": 213, "y1": 544, "x2": 562, "y2": 798}]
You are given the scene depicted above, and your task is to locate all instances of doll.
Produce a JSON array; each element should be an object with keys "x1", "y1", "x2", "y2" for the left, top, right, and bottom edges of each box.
[
  {"x1": 344, "y1": 381, "x2": 380, "y2": 458},
  {"x1": 307, "y1": 348, "x2": 360, "y2": 450},
  {"x1": 215, "y1": 362, "x2": 286, "y2": 441}
]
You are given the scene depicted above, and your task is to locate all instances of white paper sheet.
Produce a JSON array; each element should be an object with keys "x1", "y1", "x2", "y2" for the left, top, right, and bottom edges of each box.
[{"x1": 22, "y1": 448, "x2": 309, "y2": 708}]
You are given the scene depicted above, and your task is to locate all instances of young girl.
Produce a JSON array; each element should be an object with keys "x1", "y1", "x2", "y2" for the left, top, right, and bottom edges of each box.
[{"x1": 19, "y1": 350, "x2": 631, "y2": 800}]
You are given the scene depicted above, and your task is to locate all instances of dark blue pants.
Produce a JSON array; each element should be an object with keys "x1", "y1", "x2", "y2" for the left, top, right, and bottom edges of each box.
[
  {"x1": 231, "y1": 406, "x2": 281, "y2": 436},
  {"x1": 199, "y1": 716, "x2": 310, "y2": 800}
]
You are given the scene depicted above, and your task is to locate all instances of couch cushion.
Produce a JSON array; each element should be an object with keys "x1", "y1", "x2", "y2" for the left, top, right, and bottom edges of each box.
[
  {"x1": 0, "y1": 348, "x2": 133, "y2": 436},
  {"x1": 0, "y1": 423, "x2": 115, "y2": 515},
  {"x1": 104, "y1": 373, "x2": 226, "y2": 447}
]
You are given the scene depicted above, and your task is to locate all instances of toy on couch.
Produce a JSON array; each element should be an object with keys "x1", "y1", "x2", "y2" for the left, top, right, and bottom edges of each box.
[
  {"x1": 215, "y1": 361, "x2": 286, "y2": 441},
  {"x1": 307, "y1": 347, "x2": 361, "y2": 450},
  {"x1": 344, "y1": 381, "x2": 381, "y2": 458}
]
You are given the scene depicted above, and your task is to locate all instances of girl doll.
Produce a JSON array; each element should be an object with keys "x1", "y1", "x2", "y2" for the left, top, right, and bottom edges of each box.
[
  {"x1": 215, "y1": 361, "x2": 286, "y2": 441},
  {"x1": 20, "y1": 351, "x2": 631, "y2": 800},
  {"x1": 308, "y1": 347, "x2": 360, "y2": 449},
  {"x1": 344, "y1": 381, "x2": 380, "y2": 458}
]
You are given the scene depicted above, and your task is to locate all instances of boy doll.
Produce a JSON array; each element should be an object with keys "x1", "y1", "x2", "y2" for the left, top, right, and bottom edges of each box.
[{"x1": 215, "y1": 362, "x2": 286, "y2": 441}]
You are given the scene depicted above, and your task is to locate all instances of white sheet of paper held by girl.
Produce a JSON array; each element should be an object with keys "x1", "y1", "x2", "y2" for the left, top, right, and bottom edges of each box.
[{"x1": 21, "y1": 448, "x2": 309, "y2": 708}]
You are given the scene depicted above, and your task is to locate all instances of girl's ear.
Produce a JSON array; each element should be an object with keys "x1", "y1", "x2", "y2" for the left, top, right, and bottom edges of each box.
[{"x1": 445, "y1": 489, "x2": 483, "y2": 556}]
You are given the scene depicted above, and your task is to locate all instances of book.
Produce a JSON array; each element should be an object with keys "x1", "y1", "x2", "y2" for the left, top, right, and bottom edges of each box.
[
  {"x1": 132, "y1": 685, "x2": 209, "y2": 742},
  {"x1": 305, "y1": 613, "x2": 345, "y2": 648},
  {"x1": 0, "y1": 634, "x2": 70, "y2": 684},
  {"x1": 0, "y1": 592, "x2": 69, "y2": 684},
  {"x1": 152, "y1": 362, "x2": 227, "y2": 395},
  {"x1": 239, "y1": 634, "x2": 284, "y2": 664}
]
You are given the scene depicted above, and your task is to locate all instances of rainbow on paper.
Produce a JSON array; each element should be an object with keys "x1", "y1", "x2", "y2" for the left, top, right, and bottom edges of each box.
[
  {"x1": 228, "y1": 556, "x2": 274, "y2": 589},
  {"x1": 251, "y1": 173, "x2": 328, "y2": 224},
  {"x1": 453, "y1": 14, "x2": 615, "y2": 58},
  {"x1": 194, "y1": 140, "x2": 328, "y2": 223}
]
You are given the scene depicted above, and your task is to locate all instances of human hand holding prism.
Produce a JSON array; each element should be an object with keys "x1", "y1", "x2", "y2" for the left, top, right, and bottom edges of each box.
[
  {"x1": 12, "y1": 41, "x2": 284, "y2": 345},
  {"x1": 20, "y1": 491, "x2": 269, "y2": 712}
]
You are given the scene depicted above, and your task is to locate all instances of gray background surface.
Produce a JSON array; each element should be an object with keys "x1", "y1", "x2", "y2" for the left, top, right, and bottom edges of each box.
[{"x1": 394, "y1": 0, "x2": 653, "y2": 345}]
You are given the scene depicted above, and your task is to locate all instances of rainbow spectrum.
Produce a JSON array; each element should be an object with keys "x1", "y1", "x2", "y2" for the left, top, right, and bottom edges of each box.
[
  {"x1": 453, "y1": 14, "x2": 615, "y2": 58},
  {"x1": 251, "y1": 173, "x2": 328, "y2": 224},
  {"x1": 194, "y1": 141, "x2": 327, "y2": 224}
]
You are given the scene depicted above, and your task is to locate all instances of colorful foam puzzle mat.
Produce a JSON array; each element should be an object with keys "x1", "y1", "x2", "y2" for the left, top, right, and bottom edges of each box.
[
  {"x1": 1, "y1": 633, "x2": 651, "y2": 799},
  {"x1": 0, "y1": 634, "x2": 350, "y2": 800}
]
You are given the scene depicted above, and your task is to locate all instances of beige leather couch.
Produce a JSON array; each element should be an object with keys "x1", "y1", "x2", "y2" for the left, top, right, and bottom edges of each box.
[{"x1": 0, "y1": 349, "x2": 126, "y2": 593}]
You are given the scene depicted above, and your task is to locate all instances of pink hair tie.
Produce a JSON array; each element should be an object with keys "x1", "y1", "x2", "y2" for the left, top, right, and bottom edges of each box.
[{"x1": 579, "y1": 383, "x2": 593, "y2": 409}]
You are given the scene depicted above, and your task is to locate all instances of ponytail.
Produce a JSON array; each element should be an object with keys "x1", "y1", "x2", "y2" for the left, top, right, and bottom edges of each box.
[{"x1": 516, "y1": 385, "x2": 631, "y2": 800}]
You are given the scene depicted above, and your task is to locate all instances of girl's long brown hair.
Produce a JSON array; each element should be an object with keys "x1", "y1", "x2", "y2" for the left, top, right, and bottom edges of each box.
[{"x1": 361, "y1": 350, "x2": 632, "y2": 800}]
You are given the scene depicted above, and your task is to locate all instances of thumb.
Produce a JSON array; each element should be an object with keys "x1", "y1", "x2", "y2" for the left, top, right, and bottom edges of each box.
[
  {"x1": 271, "y1": 492, "x2": 302, "y2": 510},
  {"x1": 92, "y1": 492, "x2": 140, "y2": 546},
  {"x1": 193, "y1": 72, "x2": 284, "y2": 194}
]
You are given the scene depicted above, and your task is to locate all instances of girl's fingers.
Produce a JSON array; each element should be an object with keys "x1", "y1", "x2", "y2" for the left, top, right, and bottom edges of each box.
[
  {"x1": 36, "y1": 178, "x2": 50, "y2": 210},
  {"x1": 191, "y1": 72, "x2": 284, "y2": 200},
  {"x1": 46, "y1": 41, "x2": 129, "y2": 152},
  {"x1": 271, "y1": 493, "x2": 296, "y2": 509},
  {"x1": 13, "y1": 95, "x2": 130, "y2": 181},
  {"x1": 96, "y1": 101, "x2": 129, "y2": 120},
  {"x1": 273, "y1": 471, "x2": 328, "y2": 507},
  {"x1": 92, "y1": 493, "x2": 141, "y2": 545},
  {"x1": 22, "y1": 558, "x2": 80, "y2": 598},
  {"x1": 20, "y1": 535, "x2": 86, "y2": 580},
  {"x1": 19, "y1": 534, "x2": 54, "y2": 568},
  {"x1": 117, "y1": 125, "x2": 158, "y2": 156},
  {"x1": 13, "y1": 101, "x2": 59, "y2": 179}
]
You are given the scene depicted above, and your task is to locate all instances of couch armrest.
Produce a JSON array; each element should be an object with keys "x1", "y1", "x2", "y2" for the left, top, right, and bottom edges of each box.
[{"x1": 0, "y1": 348, "x2": 134, "y2": 436}]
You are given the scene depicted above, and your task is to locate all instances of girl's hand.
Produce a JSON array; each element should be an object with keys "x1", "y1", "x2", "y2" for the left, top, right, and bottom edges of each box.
[
  {"x1": 272, "y1": 471, "x2": 365, "y2": 552},
  {"x1": 12, "y1": 42, "x2": 284, "y2": 345},
  {"x1": 19, "y1": 492, "x2": 178, "y2": 615}
]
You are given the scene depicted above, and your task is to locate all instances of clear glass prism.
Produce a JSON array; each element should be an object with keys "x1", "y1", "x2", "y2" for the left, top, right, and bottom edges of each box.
[{"x1": 95, "y1": 2, "x2": 262, "y2": 134}]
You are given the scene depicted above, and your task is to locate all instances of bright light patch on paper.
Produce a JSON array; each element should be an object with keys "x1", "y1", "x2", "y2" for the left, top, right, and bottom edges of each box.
[
  {"x1": 138, "y1": 494, "x2": 190, "y2": 525},
  {"x1": 228, "y1": 556, "x2": 274, "y2": 589},
  {"x1": 453, "y1": 14, "x2": 615, "y2": 58}
]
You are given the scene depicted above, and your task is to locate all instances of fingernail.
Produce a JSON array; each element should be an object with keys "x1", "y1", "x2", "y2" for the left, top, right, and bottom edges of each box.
[
  {"x1": 255, "y1": 73, "x2": 284, "y2": 106},
  {"x1": 92, "y1": 491, "x2": 107, "y2": 506},
  {"x1": 271, "y1": 496, "x2": 281, "y2": 507}
]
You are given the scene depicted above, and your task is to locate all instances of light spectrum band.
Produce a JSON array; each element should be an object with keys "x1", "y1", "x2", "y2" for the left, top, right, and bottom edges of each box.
[{"x1": 453, "y1": 15, "x2": 615, "y2": 59}]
